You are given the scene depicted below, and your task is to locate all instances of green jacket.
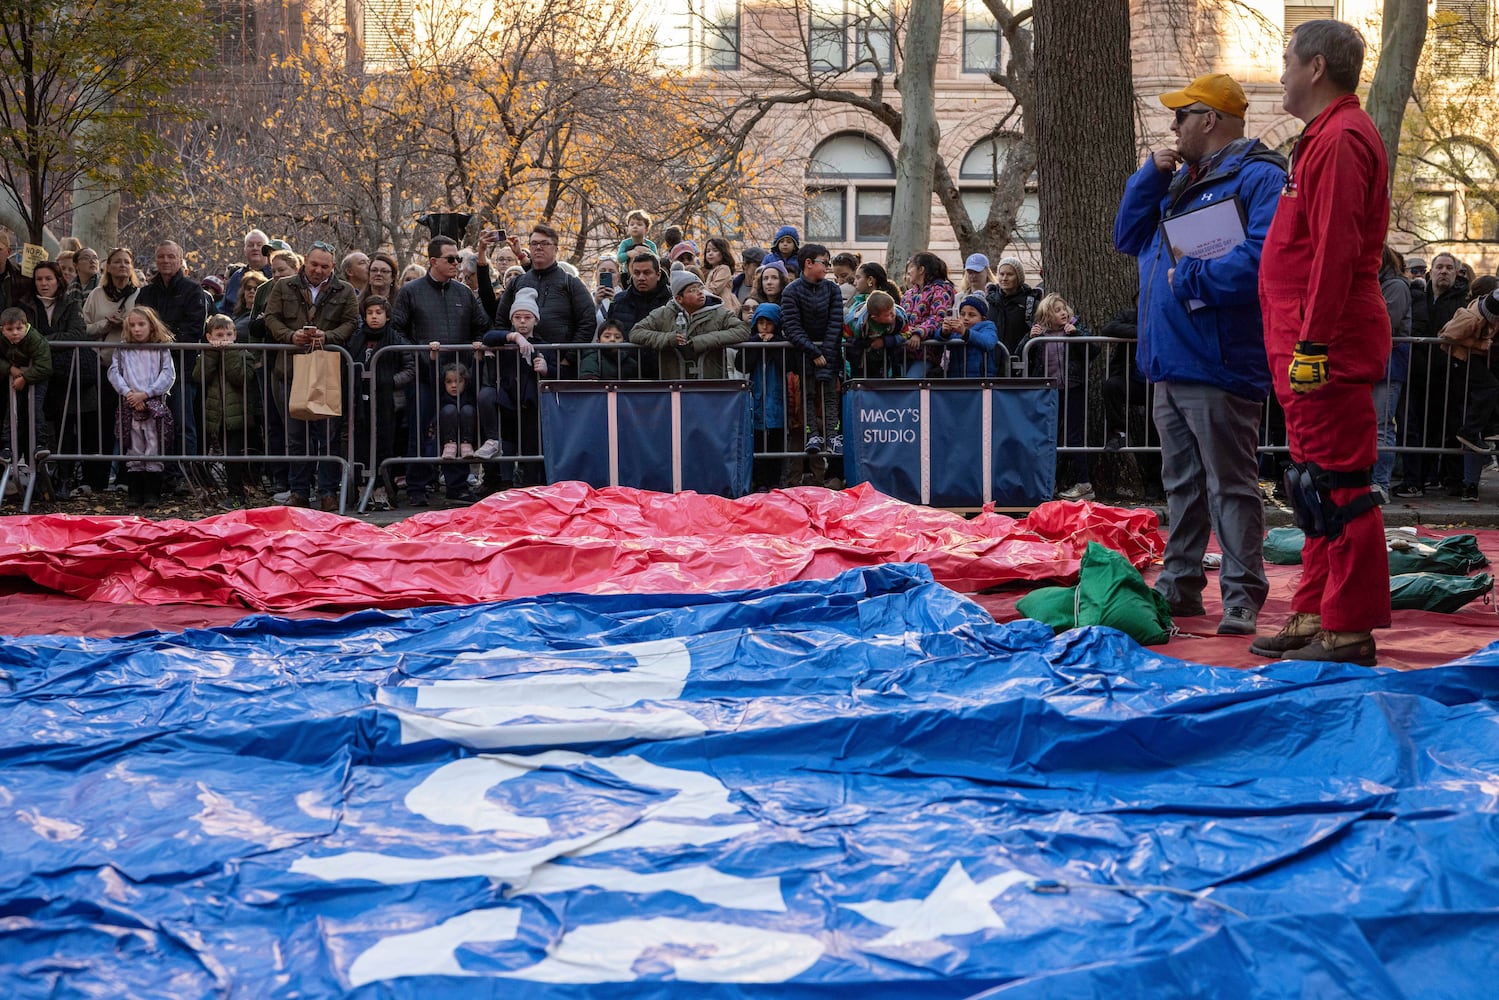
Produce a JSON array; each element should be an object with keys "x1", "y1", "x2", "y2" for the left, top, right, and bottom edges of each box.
[
  {"x1": 264, "y1": 273, "x2": 359, "y2": 378},
  {"x1": 629, "y1": 298, "x2": 748, "y2": 379},
  {"x1": 192, "y1": 347, "x2": 256, "y2": 434},
  {"x1": 0, "y1": 326, "x2": 52, "y2": 385}
]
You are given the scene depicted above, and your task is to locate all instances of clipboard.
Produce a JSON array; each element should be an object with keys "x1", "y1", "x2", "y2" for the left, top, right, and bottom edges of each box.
[{"x1": 1159, "y1": 196, "x2": 1247, "y2": 263}]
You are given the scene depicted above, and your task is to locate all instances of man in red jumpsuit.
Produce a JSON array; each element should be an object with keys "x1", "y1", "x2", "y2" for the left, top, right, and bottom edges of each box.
[{"x1": 1253, "y1": 19, "x2": 1390, "y2": 667}]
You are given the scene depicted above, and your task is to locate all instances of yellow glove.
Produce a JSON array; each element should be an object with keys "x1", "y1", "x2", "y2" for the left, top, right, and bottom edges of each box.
[{"x1": 1288, "y1": 341, "x2": 1330, "y2": 394}]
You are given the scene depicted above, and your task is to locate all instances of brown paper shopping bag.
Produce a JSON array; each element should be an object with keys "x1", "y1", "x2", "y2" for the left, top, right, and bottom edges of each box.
[{"x1": 289, "y1": 350, "x2": 343, "y2": 420}]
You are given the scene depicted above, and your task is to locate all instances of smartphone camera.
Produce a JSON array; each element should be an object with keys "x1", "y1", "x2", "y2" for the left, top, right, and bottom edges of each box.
[{"x1": 600, "y1": 271, "x2": 614, "y2": 290}]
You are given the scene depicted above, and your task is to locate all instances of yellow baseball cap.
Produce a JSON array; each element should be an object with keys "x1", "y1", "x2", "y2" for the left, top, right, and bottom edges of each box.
[{"x1": 1159, "y1": 73, "x2": 1248, "y2": 118}]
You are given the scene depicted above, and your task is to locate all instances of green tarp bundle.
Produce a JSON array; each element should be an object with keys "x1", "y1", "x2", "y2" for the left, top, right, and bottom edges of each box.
[
  {"x1": 1390, "y1": 572, "x2": 1494, "y2": 613},
  {"x1": 1386, "y1": 533, "x2": 1489, "y2": 575},
  {"x1": 1264, "y1": 528, "x2": 1491, "y2": 613},
  {"x1": 1266, "y1": 528, "x2": 1488, "y2": 575},
  {"x1": 1017, "y1": 541, "x2": 1174, "y2": 645}
]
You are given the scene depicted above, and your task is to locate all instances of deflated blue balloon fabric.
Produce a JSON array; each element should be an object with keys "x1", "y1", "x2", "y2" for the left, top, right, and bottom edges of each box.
[{"x1": 3, "y1": 563, "x2": 1499, "y2": 998}]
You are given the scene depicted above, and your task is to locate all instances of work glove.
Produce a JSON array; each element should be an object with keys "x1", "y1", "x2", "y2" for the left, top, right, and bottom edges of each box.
[{"x1": 1288, "y1": 341, "x2": 1330, "y2": 394}]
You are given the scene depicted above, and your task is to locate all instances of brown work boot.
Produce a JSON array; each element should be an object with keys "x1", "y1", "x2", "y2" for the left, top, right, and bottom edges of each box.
[
  {"x1": 1280, "y1": 630, "x2": 1378, "y2": 667},
  {"x1": 1248, "y1": 612, "x2": 1321, "y2": 658}
]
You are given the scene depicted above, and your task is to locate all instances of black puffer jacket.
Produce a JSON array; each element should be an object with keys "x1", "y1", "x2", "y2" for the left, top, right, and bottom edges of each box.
[{"x1": 390, "y1": 273, "x2": 491, "y2": 347}]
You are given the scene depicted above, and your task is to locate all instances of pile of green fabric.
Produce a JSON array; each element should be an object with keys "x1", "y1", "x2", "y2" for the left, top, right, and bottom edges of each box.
[
  {"x1": 1017, "y1": 541, "x2": 1174, "y2": 645},
  {"x1": 1263, "y1": 527, "x2": 1492, "y2": 613}
]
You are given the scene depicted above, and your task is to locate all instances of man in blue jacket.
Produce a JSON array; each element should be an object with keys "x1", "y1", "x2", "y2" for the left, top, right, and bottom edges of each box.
[{"x1": 1113, "y1": 73, "x2": 1286, "y2": 637}]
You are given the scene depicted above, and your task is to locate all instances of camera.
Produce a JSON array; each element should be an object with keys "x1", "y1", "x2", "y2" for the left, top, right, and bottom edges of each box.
[{"x1": 600, "y1": 271, "x2": 614, "y2": 290}]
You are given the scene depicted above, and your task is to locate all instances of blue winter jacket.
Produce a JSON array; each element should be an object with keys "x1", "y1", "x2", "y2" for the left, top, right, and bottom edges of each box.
[
  {"x1": 744, "y1": 302, "x2": 786, "y2": 431},
  {"x1": 938, "y1": 318, "x2": 1000, "y2": 377},
  {"x1": 1113, "y1": 137, "x2": 1286, "y2": 401},
  {"x1": 761, "y1": 225, "x2": 801, "y2": 278}
]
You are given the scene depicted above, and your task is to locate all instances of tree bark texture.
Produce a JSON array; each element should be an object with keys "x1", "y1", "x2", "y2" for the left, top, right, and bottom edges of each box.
[
  {"x1": 1032, "y1": 0, "x2": 1137, "y2": 327},
  {"x1": 1366, "y1": 0, "x2": 1428, "y2": 185},
  {"x1": 886, "y1": 0, "x2": 943, "y2": 272}
]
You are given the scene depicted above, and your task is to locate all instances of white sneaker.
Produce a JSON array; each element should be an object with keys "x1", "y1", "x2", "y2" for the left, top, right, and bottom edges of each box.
[
  {"x1": 459, "y1": 442, "x2": 475, "y2": 459},
  {"x1": 272, "y1": 490, "x2": 293, "y2": 504},
  {"x1": 1057, "y1": 482, "x2": 1095, "y2": 501},
  {"x1": 474, "y1": 439, "x2": 501, "y2": 460},
  {"x1": 441, "y1": 442, "x2": 458, "y2": 460}
]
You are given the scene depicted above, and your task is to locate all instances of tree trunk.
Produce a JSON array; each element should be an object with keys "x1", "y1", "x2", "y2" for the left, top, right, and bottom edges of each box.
[
  {"x1": 69, "y1": 185, "x2": 119, "y2": 254},
  {"x1": 885, "y1": 0, "x2": 942, "y2": 273},
  {"x1": 1367, "y1": 0, "x2": 1428, "y2": 184},
  {"x1": 1032, "y1": 0, "x2": 1136, "y2": 327},
  {"x1": 70, "y1": 108, "x2": 120, "y2": 252}
]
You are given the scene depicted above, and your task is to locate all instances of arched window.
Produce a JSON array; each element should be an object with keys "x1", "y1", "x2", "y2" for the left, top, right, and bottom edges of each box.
[
  {"x1": 805, "y1": 133, "x2": 896, "y2": 243},
  {"x1": 959, "y1": 136, "x2": 1040, "y2": 243},
  {"x1": 1406, "y1": 138, "x2": 1499, "y2": 243}
]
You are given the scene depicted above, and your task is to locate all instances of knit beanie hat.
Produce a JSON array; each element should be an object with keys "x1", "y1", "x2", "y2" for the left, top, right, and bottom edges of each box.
[
  {"x1": 510, "y1": 286, "x2": 540, "y2": 320},
  {"x1": 997, "y1": 256, "x2": 1025, "y2": 282},
  {"x1": 670, "y1": 270, "x2": 704, "y2": 297},
  {"x1": 960, "y1": 294, "x2": 989, "y2": 318},
  {"x1": 1480, "y1": 288, "x2": 1499, "y2": 324}
]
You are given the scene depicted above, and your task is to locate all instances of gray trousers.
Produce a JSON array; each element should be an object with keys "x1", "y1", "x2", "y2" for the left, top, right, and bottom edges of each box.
[{"x1": 1153, "y1": 381, "x2": 1269, "y2": 611}]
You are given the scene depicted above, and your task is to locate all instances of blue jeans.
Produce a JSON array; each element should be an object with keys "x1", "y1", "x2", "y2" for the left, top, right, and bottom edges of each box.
[{"x1": 1371, "y1": 379, "x2": 1403, "y2": 491}]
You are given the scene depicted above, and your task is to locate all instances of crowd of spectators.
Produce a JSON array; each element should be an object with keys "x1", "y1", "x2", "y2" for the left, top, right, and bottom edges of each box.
[{"x1": 1, "y1": 214, "x2": 1487, "y2": 513}]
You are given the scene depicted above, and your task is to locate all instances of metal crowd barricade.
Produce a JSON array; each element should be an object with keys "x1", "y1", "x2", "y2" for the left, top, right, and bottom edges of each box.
[
  {"x1": 12, "y1": 341, "x2": 358, "y2": 514},
  {"x1": 2, "y1": 378, "x2": 48, "y2": 509},
  {"x1": 1018, "y1": 335, "x2": 1140, "y2": 457},
  {"x1": 15, "y1": 332, "x2": 1485, "y2": 514},
  {"x1": 358, "y1": 341, "x2": 542, "y2": 512},
  {"x1": 1013, "y1": 334, "x2": 1469, "y2": 482}
]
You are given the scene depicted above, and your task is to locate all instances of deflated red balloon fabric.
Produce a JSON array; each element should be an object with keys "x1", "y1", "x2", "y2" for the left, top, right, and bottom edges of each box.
[{"x1": 0, "y1": 482, "x2": 1162, "y2": 612}]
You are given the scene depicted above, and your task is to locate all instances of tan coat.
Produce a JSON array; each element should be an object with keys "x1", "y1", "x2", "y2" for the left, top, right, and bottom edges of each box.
[{"x1": 1437, "y1": 301, "x2": 1496, "y2": 362}]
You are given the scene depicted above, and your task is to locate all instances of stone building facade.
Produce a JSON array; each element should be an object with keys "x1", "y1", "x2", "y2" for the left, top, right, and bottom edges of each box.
[{"x1": 683, "y1": 0, "x2": 1497, "y2": 273}]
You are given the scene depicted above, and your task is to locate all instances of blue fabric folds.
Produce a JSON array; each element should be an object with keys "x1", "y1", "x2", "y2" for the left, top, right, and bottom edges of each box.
[{"x1": 4, "y1": 564, "x2": 1499, "y2": 997}]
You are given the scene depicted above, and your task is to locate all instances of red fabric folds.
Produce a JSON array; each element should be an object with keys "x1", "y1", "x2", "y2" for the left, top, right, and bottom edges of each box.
[{"x1": 0, "y1": 483, "x2": 1163, "y2": 612}]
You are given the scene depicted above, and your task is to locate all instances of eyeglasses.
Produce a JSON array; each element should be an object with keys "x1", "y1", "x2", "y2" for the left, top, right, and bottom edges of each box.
[
  {"x1": 809, "y1": 258, "x2": 831, "y2": 266},
  {"x1": 439, "y1": 255, "x2": 463, "y2": 264},
  {"x1": 311, "y1": 240, "x2": 336, "y2": 253},
  {"x1": 1174, "y1": 107, "x2": 1214, "y2": 124},
  {"x1": 528, "y1": 240, "x2": 555, "y2": 248}
]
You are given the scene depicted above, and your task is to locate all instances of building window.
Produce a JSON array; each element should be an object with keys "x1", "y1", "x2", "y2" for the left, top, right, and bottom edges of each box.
[
  {"x1": 853, "y1": 11, "x2": 895, "y2": 72},
  {"x1": 810, "y1": 1, "x2": 849, "y2": 72},
  {"x1": 1283, "y1": 1, "x2": 1338, "y2": 42},
  {"x1": 1433, "y1": 0, "x2": 1491, "y2": 79},
  {"x1": 958, "y1": 136, "x2": 1040, "y2": 242},
  {"x1": 806, "y1": 188, "x2": 846, "y2": 242},
  {"x1": 693, "y1": 0, "x2": 740, "y2": 70},
  {"x1": 1403, "y1": 138, "x2": 1499, "y2": 242},
  {"x1": 963, "y1": 0, "x2": 1005, "y2": 74},
  {"x1": 363, "y1": 0, "x2": 414, "y2": 73},
  {"x1": 1411, "y1": 193, "x2": 1455, "y2": 243},
  {"x1": 805, "y1": 133, "x2": 896, "y2": 243}
]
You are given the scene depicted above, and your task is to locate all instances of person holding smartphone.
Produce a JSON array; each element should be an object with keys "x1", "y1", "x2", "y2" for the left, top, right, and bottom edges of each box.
[
  {"x1": 594, "y1": 255, "x2": 619, "y2": 328},
  {"x1": 263, "y1": 242, "x2": 360, "y2": 511}
]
